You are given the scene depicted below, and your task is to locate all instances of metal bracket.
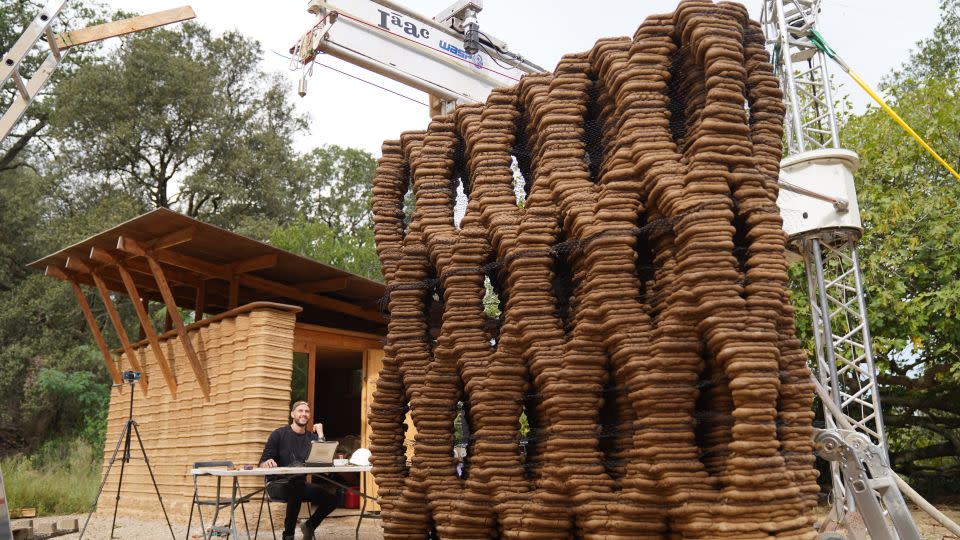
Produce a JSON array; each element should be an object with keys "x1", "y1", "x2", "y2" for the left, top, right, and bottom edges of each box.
[{"x1": 815, "y1": 430, "x2": 922, "y2": 540}]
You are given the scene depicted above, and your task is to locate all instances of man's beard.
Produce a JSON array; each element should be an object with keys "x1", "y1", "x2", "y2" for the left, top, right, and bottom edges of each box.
[{"x1": 295, "y1": 418, "x2": 308, "y2": 427}]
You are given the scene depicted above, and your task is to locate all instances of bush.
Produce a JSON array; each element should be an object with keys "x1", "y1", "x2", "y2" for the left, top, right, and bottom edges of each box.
[{"x1": 0, "y1": 437, "x2": 101, "y2": 515}]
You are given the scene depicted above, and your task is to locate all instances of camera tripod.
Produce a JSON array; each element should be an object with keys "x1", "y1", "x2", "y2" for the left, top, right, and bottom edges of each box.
[{"x1": 80, "y1": 372, "x2": 175, "y2": 539}]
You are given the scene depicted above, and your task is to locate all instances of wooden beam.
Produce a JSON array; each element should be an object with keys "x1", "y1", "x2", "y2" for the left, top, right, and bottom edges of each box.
[
  {"x1": 92, "y1": 246, "x2": 232, "y2": 306},
  {"x1": 145, "y1": 255, "x2": 211, "y2": 398},
  {"x1": 117, "y1": 236, "x2": 147, "y2": 257},
  {"x1": 228, "y1": 276, "x2": 240, "y2": 309},
  {"x1": 116, "y1": 263, "x2": 178, "y2": 398},
  {"x1": 240, "y1": 274, "x2": 382, "y2": 323},
  {"x1": 231, "y1": 253, "x2": 278, "y2": 274},
  {"x1": 298, "y1": 277, "x2": 349, "y2": 293},
  {"x1": 46, "y1": 266, "x2": 121, "y2": 385},
  {"x1": 91, "y1": 271, "x2": 149, "y2": 395},
  {"x1": 307, "y1": 347, "x2": 317, "y2": 420},
  {"x1": 65, "y1": 256, "x2": 91, "y2": 274},
  {"x1": 117, "y1": 236, "x2": 383, "y2": 322},
  {"x1": 149, "y1": 226, "x2": 195, "y2": 251},
  {"x1": 55, "y1": 7, "x2": 196, "y2": 50},
  {"x1": 76, "y1": 249, "x2": 205, "y2": 306},
  {"x1": 195, "y1": 280, "x2": 206, "y2": 322},
  {"x1": 92, "y1": 246, "x2": 201, "y2": 286},
  {"x1": 138, "y1": 298, "x2": 148, "y2": 341}
]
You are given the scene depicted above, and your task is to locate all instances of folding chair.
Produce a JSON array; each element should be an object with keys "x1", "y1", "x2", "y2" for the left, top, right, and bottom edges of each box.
[{"x1": 187, "y1": 460, "x2": 263, "y2": 539}]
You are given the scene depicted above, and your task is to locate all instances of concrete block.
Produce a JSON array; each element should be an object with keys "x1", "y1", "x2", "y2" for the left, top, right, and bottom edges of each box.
[
  {"x1": 32, "y1": 521, "x2": 55, "y2": 535},
  {"x1": 11, "y1": 525, "x2": 31, "y2": 540},
  {"x1": 57, "y1": 518, "x2": 79, "y2": 532}
]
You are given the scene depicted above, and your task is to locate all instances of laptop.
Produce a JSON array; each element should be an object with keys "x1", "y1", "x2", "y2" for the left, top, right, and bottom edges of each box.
[{"x1": 304, "y1": 441, "x2": 339, "y2": 466}]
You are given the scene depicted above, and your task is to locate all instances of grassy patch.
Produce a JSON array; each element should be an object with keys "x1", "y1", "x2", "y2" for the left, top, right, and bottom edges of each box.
[{"x1": 1, "y1": 437, "x2": 101, "y2": 516}]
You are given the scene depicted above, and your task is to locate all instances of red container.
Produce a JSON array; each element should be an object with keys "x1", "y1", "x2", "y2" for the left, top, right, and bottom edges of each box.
[{"x1": 344, "y1": 486, "x2": 361, "y2": 509}]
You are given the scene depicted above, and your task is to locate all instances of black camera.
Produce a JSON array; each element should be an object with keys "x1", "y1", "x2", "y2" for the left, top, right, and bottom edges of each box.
[{"x1": 122, "y1": 370, "x2": 141, "y2": 382}]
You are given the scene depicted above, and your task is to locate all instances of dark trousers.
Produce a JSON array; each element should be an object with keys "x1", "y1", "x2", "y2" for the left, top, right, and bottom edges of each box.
[{"x1": 267, "y1": 476, "x2": 338, "y2": 537}]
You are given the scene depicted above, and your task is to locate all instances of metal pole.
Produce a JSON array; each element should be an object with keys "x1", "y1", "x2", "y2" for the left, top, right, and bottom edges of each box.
[
  {"x1": 850, "y1": 247, "x2": 887, "y2": 453},
  {"x1": 79, "y1": 419, "x2": 128, "y2": 540},
  {"x1": 810, "y1": 238, "x2": 842, "y2": 408},
  {"x1": 772, "y1": 0, "x2": 808, "y2": 152},
  {"x1": 817, "y1": 50, "x2": 841, "y2": 146},
  {"x1": 109, "y1": 384, "x2": 136, "y2": 538}
]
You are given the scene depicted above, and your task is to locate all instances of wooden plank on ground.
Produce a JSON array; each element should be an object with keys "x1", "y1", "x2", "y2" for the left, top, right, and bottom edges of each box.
[
  {"x1": 55, "y1": 7, "x2": 196, "y2": 50},
  {"x1": 8, "y1": 507, "x2": 36, "y2": 518},
  {"x1": 146, "y1": 255, "x2": 210, "y2": 398}
]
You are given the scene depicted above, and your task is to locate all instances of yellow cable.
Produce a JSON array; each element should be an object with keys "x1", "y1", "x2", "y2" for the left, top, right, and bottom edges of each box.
[{"x1": 847, "y1": 70, "x2": 960, "y2": 181}]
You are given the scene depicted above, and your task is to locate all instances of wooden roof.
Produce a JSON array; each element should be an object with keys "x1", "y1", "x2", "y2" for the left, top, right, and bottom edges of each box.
[{"x1": 30, "y1": 208, "x2": 386, "y2": 334}]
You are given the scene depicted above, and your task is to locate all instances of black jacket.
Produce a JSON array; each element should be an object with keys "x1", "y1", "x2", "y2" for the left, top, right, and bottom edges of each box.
[{"x1": 259, "y1": 425, "x2": 320, "y2": 468}]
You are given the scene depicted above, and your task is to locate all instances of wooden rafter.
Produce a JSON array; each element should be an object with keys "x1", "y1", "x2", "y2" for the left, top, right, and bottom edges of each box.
[
  {"x1": 45, "y1": 266, "x2": 122, "y2": 384},
  {"x1": 145, "y1": 255, "x2": 211, "y2": 398},
  {"x1": 90, "y1": 246, "x2": 231, "y2": 308},
  {"x1": 195, "y1": 280, "x2": 206, "y2": 322},
  {"x1": 240, "y1": 273, "x2": 380, "y2": 322},
  {"x1": 231, "y1": 253, "x2": 278, "y2": 274},
  {"x1": 148, "y1": 226, "x2": 195, "y2": 251},
  {"x1": 92, "y1": 246, "x2": 199, "y2": 287},
  {"x1": 89, "y1": 269, "x2": 149, "y2": 395},
  {"x1": 298, "y1": 277, "x2": 350, "y2": 293},
  {"x1": 228, "y1": 276, "x2": 240, "y2": 309},
  {"x1": 66, "y1": 252, "x2": 207, "y2": 315},
  {"x1": 114, "y1": 261, "x2": 179, "y2": 398},
  {"x1": 115, "y1": 235, "x2": 382, "y2": 323}
]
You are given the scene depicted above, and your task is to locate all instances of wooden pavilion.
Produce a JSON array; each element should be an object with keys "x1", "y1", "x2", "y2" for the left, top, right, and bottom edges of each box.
[{"x1": 29, "y1": 208, "x2": 387, "y2": 519}]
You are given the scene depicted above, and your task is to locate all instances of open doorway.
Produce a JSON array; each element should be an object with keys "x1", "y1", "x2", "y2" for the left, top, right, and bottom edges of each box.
[{"x1": 312, "y1": 347, "x2": 363, "y2": 444}]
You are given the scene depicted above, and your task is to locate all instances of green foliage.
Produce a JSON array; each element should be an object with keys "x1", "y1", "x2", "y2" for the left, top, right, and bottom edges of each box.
[
  {"x1": 832, "y1": 0, "x2": 960, "y2": 479},
  {"x1": 49, "y1": 23, "x2": 307, "y2": 227},
  {"x1": 32, "y1": 367, "x2": 111, "y2": 449},
  {"x1": 267, "y1": 145, "x2": 382, "y2": 281},
  {"x1": 886, "y1": 0, "x2": 960, "y2": 87},
  {"x1": 1, "y1": 8, "x2": 384, "y2": 462},
  {"x1": 269, "y1": 218, "x2": 380, "y2": 282},
  {"x1": 1, "y1": 0, "x2": 107, "y2": 172},
  {"x1": 1, "y1": 437, "x2": 101, "y2": 515},
  {"x1": 295, "y1": 145, "x2": 379, "y2": 235},
  {"x1": 482, "y1": 277, "x2": 501, "y2": 318}
]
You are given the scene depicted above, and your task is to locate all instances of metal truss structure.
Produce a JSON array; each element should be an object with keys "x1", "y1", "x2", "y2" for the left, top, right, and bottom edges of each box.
[{"x1": 763, "y1": 1, "x2": 921, "y2": 538}]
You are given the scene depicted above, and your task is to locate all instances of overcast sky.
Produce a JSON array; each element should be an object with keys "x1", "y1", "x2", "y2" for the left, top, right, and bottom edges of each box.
[{"x1": 104, "y1": 0, "x2": 941, "y2": 156}]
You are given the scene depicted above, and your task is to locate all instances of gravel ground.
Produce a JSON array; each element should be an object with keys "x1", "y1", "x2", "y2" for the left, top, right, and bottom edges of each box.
[
  {"x1": 12, "y1": 508, "x2": 384, "y2": 539},
  {"x1": 14, "y1": 504, "x2": 960, "y2": 539}
]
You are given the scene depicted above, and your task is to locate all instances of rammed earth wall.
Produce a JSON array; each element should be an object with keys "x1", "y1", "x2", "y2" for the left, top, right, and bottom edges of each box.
[{"x1": 98, "y1": 305, "x2": 298, "y2": 521}]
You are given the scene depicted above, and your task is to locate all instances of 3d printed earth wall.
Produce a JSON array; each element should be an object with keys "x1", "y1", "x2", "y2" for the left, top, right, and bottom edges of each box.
[{"x1": 369, "y1": 1, "x2": 818, "y2": 538}]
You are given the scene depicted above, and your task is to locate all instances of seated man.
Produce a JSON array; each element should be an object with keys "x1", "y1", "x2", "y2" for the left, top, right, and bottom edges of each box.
[{"x1": 259, "y1": 401, "x2": 338, "y2": 540}]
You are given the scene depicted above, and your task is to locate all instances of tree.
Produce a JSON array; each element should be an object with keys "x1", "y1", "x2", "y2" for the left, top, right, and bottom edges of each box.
[
  {"x1": 48, "y1": 22, "x2": 307, "y2": 229},
  {"x1": 268, "y1": 145, "x2": 381, "y2": 281},
  {"x1": 0, "y1": 169, "x2": 143, "y2": 451},
  {"x1": 0, "y1": 0, "x2": 106, "y2": 173},
  {"x1": 837, "y1": 0, "x2": 960, "y2": 484}
]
